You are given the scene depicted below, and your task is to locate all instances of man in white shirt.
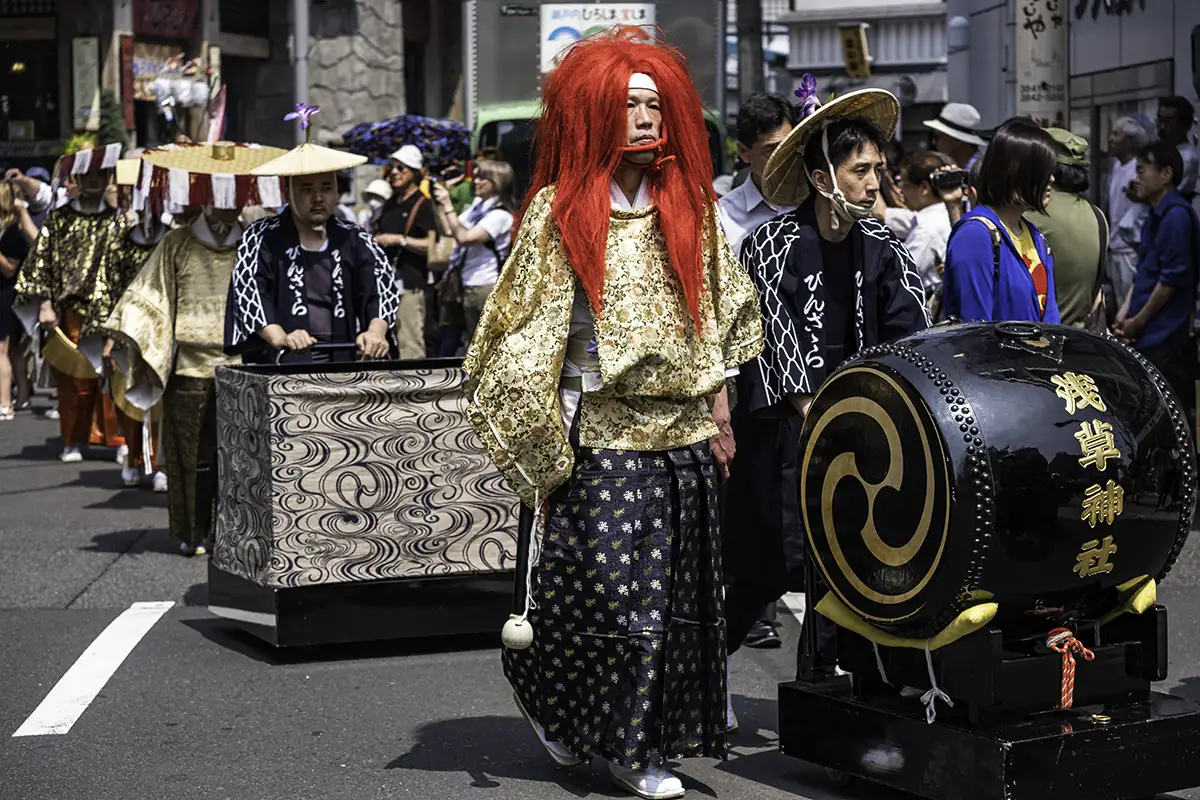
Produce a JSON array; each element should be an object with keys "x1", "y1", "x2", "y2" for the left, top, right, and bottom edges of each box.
[
  {"x1": 1106, "y1": 117, "x2": 1150, "y2": 307},
  {"x1": 894, "y1": 150, "x2": 955, "y2": 298},
  {"x1": 718, "y1": 93, "x2": 798, "y2": 259}
]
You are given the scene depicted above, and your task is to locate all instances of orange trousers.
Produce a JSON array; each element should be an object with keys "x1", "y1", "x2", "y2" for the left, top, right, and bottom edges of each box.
[
  {"x1": 121, "y1": 414, "x2": 162, "y2": 471},
  {"x1": 56, "y1": 310, "x2": 126, "y2": 450}
]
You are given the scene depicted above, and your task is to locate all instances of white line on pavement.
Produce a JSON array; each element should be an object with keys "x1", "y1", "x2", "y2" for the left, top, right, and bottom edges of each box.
[
  {"x1": 12, "y1": 601, "x2": 175, "y2": 737},
  {"x1": 779, "y1": 592, "x2": 806, "y2": 623}
]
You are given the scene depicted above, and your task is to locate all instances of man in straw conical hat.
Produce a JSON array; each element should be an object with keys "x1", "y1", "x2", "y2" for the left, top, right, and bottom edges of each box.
[
  {"x1": 464, "y1": 27, "x2": 763, "y2": 799},
  {"x1": 14, "y1": 142, "x2": 137, "y2": 462},
  {"x1": 727, "y1": 75, "x2": 930, "y2": 692},
  {"x1": 224, "y1": 105, "x2": 397, "y2": 365},
  {"x1": 102, "y1": 139, "x2": 287, "y2": 556}
]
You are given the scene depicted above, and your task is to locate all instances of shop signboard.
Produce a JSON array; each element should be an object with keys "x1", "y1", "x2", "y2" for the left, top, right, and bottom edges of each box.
[
  {"x1": 1015, "y1": 0, "x2": 1068, "y2": 128},
  {"x1": 539, "y1": 3, "x2": 657, "y2": 72}
]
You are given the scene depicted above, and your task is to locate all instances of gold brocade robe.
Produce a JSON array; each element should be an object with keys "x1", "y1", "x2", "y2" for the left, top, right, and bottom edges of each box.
[
  {"x1": 463, "y1": 186, "x2": 764, "y2": 507},
  {"x1": 15, "y1": 203, "x2": 137, "y2": 337},
  {"x1": 104, "y1": 226, "x2": 242, "y2": 411}
]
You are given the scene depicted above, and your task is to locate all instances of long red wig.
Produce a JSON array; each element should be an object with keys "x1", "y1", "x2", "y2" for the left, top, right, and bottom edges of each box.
[{"x1": 521, "y1": 26, "x2": 715, "y2": 330}]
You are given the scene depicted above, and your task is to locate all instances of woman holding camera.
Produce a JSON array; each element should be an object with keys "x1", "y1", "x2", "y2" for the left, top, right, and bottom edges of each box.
[
  {"x1": 431, "y1": 160, "x2": 515, "y2": 353},
  {"x1": 943, "y1": 118, "x2": 1060, "y2": 323}
]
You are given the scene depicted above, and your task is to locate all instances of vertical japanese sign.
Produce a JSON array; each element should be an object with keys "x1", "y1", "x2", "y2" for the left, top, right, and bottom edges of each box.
[
  {"x1": 1015, "y1": 0, "x2": 1068, "y2": 128},
  {"x1": 120, "y1": 36, "x2": 136, "y2": 131},
  {"x1": 540, "y1": 3, "x2": 657, "y2": 73},
  {"x1": 72, "y1": 37, "x2": 101, "y2": 132}
]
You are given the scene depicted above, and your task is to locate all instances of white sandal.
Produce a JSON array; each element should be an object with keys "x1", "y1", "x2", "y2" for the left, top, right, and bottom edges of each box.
[{"x1": 608, "y1": 761, "x2": 686, "y2": 799}]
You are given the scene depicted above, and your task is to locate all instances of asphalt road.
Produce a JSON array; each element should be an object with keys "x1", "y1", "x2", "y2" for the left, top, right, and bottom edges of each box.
[{"x1": 2, "y1": 398, "x2": 1200, "y2": 800}]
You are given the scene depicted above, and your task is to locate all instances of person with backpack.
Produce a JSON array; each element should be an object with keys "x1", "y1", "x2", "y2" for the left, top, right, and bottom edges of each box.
[
  {"x1": 1114, "y1": 141, "x2": 1198, "y2": 420},
  {"x1": 1024, "y1": 128, "x2": 1109, "y2": 330},
  {"x1": 431, "y1": 159, "x2": 515, "y2": 354},
  {"x1": 942, "y1": 118, "x2": 1060, "y2": 323}
]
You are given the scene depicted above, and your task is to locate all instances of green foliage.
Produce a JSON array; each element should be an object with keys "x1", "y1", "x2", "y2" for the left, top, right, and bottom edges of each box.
[
  {"x1": 96, "y1": 88, "x2": 131, "y2": 151},
  {"x1": 62, "y1": 132, "x2": 97, "y2": 155}
]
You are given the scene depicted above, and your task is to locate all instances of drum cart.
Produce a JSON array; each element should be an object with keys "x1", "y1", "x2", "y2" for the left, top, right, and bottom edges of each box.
[
  {"x1": 779, "y1": 321, "x2": 1200, "y2": 800},
  {"x1": 207, "y1": 348, "x2": 519, "y2": 647}
]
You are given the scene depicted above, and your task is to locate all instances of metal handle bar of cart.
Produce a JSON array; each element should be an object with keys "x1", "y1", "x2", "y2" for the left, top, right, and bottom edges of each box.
[{"x1": 273, "y1": 341, "x2": 379, "y2": 365}]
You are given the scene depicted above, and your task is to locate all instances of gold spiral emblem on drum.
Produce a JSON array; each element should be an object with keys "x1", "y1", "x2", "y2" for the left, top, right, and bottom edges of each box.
[{"x1": 801, "y1": 366, "x2": 951, "y2": 623}]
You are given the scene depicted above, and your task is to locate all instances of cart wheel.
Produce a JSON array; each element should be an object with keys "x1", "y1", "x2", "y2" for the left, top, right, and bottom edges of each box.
[{"x1": 824, "y1": 767, "x2": 853, "y2": 788}]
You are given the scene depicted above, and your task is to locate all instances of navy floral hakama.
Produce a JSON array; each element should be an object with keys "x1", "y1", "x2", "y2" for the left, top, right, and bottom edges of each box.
[{"x1": 502, "y1": 444, "x2": 728, "y2": 770}]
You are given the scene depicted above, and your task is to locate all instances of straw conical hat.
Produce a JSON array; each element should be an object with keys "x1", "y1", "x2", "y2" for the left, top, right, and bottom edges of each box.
[
  {"x1": 250, "y1": 143, "x2": 367, "y2": 177},
  {"x1": 141, "y1": 141, "x2": 289, "y2": 175},
  {"x1": 762, "y1": 88, "x2": 900, "y2": 207}
]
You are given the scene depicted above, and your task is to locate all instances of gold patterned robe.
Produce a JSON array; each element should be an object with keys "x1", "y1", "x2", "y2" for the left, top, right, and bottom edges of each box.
[
  {"x1": 463, "y1": 186, "x2": 764, "y2": 507},
  {"x1": 14, "y1": 202, "x2": 136, "y2": 340},
  {"x1": 104, "y1": 225, "x2": 242, "y2": 411}
]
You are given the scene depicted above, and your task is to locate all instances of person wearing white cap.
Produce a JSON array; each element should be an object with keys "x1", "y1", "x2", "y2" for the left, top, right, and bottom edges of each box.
[
  {"x1": 924, "y1": 102, "x2": 988, "y2": 170},
  {"x1": 357, "y1": 178, "x2": 393, "y2": 232},
  {"x1": 373, "y1": 142, "x2": 437, "y2": 360},
  {"x1": 224, "y1": 105, "x2": 398, "y2": 366}
]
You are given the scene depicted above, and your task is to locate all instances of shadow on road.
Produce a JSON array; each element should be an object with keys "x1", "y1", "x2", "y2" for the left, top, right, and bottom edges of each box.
[
  {"x1": 180, "y1": 615, "x2": 502, "y2": 667},
  {"x1": 385, "y1": 713, "x2": 723, "y2": 798},
  {"x1": 81, "y1": 527, "x2": 178, "y2": 556}
]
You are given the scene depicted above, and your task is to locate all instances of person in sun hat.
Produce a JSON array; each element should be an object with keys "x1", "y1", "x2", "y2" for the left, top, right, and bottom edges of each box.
[
  {"x1": 924, "y1": 102, "x2": 988, "y2": 171},
  {"x1": 357, "y1": 177, "x2": 393, "y2": 231},
  {"x1": 466, "y1": 26, "x2": 762, "y2": 800},
  {"x1": 13, "y1": 142, "x2": 138, "y2": 463},
  {"x1": 224, "y1": 104, "x2": 398, "y2": 366},
  {"x1": 733, "y1": 74, "x2": 929, "y2": 691},
  {"x1": 102, "y1": 139, "x2": 288, "y2": 555}
]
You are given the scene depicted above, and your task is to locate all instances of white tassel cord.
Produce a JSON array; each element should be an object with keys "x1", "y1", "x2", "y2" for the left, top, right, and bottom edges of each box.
[
  {"x1": 920, "y1": 639, "x2": 953, "y2": 724},
  {"x1": 871, "y1": 639, "x2": 892, "y2": 685},
  {"x1": 141, "y1": 416, "x2": 154, "y2": 476}
]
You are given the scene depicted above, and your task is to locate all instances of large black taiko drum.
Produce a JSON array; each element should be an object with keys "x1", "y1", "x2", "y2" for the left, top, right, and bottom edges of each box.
[{"x1": 799, "y1": 321, "x2": 1197, "y2": 640}]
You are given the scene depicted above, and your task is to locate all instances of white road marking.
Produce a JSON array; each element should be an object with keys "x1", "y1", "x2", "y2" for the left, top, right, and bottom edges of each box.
[
  {"x1": 779, "y1": 592, "x2": 806, "y2": 623},
  {"x1": 12, "y1": 601, "x2": 174, "y2": 737}
]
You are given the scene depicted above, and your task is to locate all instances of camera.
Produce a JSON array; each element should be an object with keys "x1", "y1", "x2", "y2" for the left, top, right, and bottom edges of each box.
[{"x1": 931, "y1": 169, "x2": 968, "y2": 191}]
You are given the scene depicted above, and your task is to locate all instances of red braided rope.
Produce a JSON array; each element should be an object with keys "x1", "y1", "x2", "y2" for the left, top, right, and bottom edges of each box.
[{"x1": 1047, "y1": 628, "x2": 1095, "y2": 709}]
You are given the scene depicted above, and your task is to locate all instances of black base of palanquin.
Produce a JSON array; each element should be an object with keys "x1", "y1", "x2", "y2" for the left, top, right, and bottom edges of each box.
[
  {"x1": 207, "y1": 563, "x2": 513, "y2": 648},
  {"x1": 778, "y1": 681, "x2": 1200, "y2": 800}
]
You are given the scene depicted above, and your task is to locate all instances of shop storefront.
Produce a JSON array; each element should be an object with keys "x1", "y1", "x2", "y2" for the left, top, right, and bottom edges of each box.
[
  {"x1": 1068, "y1": 0, "x2": 1200, "y2": 201},
  {"x1": 0, "y1": 0, "x2": 59, "y2": 170}
]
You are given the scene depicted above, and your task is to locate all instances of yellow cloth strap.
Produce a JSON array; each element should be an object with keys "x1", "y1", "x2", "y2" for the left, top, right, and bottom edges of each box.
[
  {"x1": 1097, "y1": 575, "x2": 1156, "y2": 626},
  {"x1": 814, "y1": 593, "x2": 998, "y2": 652}
]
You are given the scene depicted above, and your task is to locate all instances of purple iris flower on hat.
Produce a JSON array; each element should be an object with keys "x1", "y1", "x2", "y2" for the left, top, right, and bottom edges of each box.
[
  {"x1": 284, "y1": 103, "x2": 321, "y2": 130},
  {"x1": 794, "y1": 73, "x2": 820, "y2": 120}
]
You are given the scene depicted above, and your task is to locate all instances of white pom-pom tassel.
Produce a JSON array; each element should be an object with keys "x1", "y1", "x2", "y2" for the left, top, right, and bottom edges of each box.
[{"x1": 502, "y1": 614, "x2": 534, "y2": 650}]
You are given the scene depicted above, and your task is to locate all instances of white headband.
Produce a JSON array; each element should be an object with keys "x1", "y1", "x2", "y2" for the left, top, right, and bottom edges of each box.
[{"x1": 629, "y1": 72, "x2": 658, "y2": 93}]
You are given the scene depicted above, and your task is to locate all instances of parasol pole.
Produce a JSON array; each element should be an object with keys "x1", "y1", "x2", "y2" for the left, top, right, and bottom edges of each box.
[
  {"x1": 293, "y1": 0, "x2": 309, "y2": 147},
  {"x1": 501, "y1": 498, "x2": 538, "y2": 650}
]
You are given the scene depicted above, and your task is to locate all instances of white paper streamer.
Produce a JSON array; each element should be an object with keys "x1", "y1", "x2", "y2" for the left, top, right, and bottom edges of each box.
[
  {"x1": 101, "y1": 143, "x2": 122, "y2": 170},
  {"x1": 211, "y1": 174, "x2": 237, "y2": 209},
  {"x1": 168, "y1": 167, "x2": 191, "y2": 208},
  {"x1": 257, "y1": 176, "x2": 282, "y2": 209},
  {"x1": 72, "y1": 149, "x2": 92, "y2": 175}
]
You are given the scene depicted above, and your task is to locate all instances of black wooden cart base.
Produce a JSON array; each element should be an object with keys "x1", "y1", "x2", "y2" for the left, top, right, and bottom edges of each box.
[
  {"x1": 207, "y1": 563, "x2": 513, "y2": 648},
  {"x1": 779, "y1": 680, "x2": 1200, "y2": 800}
]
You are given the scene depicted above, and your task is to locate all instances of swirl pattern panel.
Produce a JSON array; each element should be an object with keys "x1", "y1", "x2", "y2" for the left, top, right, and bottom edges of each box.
[{"x1": 213, "y1": 364, "x2": 519, "y2": 588}]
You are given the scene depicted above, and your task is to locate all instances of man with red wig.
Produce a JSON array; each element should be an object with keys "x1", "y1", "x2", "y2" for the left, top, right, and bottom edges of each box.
[{"x1": 463, "y1": 27, "x2": 763, "y2": 800}]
